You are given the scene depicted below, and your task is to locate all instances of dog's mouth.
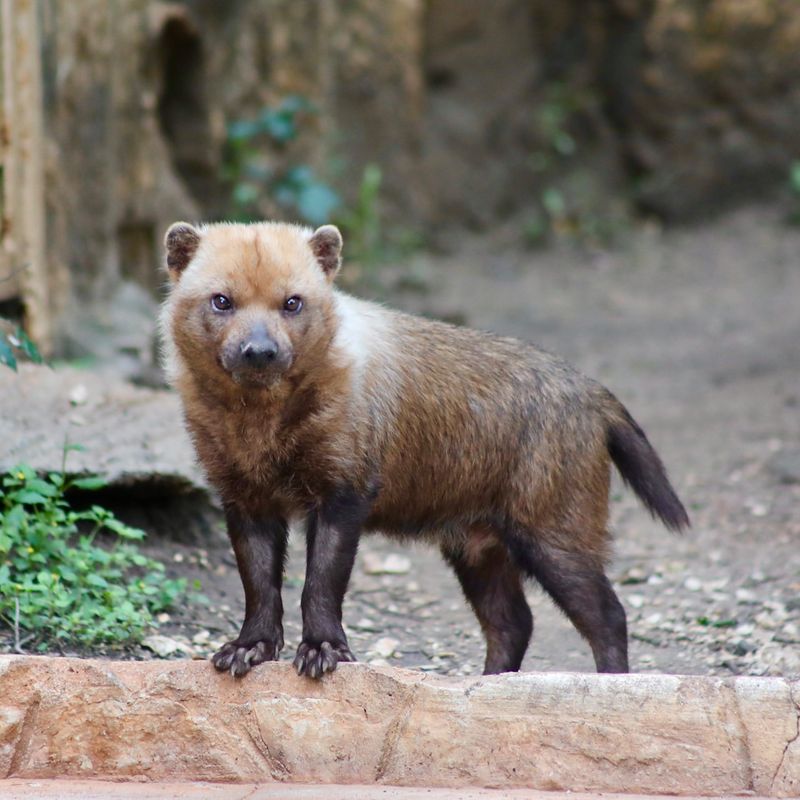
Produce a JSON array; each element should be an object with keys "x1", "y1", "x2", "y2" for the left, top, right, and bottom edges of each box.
[
  {"x1": 229, "y1": 368, "x2": 284, "y2": 388},
  {"x1": 218, "y1": 354, "x2": 294, "y2": 390}
]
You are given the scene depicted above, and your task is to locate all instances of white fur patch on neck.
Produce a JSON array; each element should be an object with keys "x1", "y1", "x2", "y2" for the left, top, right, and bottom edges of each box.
[{"x1": 332, "y1": 291, "x2": 393, "y2": 373}]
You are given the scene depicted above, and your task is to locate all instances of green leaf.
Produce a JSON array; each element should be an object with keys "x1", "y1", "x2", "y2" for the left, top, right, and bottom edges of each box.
[
  {"x1": 297, "y1": 183, "x2": 340, "y2": 226},
  {"x1": 790, "y1": 161, "x2": 800, "y2": 194},
  {"x1": 63, "y1": 443, "x2": 87, "y2": 453},
  {"x1": 227, "y1": 118, "x2": 261, "y2": 141},
  {"x1": 284, "y1": 165, "x2": 313, "y2": 187},
  {"x1": 104, "y1": 518, "x2": 145, "y2": 540},
  {"x1": 542, "y1": 187, "x2": 566, "y2": 217},
  {"x1": 71, "y1": 476, "x2": 107, "y2": 491},
  {"x1": 0, "y1": 338, "x2": 17, "y2": 371},
  {"x1": 13, "y1": 326, "x2": 44, "y2": 364},
  {"x1": 24, "y1": 479, "x2": 58, "y2": 497},
  {"x1": 3, "y1": 504, "x2": 25, "y2": 532},
  {"x1": 553, "y1": 130, "x2": 576, "y2": 157},
  {"x1": 36, "y1": 570, "x2": 52, "y2": 586},
  {"x1": 279, "y1": 94, "x2": 312, "y2": 115},
  {"x1": 85, "y1": 574, "x2": 109, "y2": 589},
  {"x1": 14, "y1": 491, "x2": 48, "y2": 505},
  {"x1": 261, "y1": 110, "x2": 296, "y2": 143},
  {"x1": 232, "y1": 182, "x2": 260, "y2": 208}
]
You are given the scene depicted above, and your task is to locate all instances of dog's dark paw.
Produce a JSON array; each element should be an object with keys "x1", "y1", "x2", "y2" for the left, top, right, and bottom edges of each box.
[
  {"x1": 212, "y1": 638, "x2": 281, "y2": 677},
  {"x1": 292, "y1": 640, "x2": 356, "y2": 679}
]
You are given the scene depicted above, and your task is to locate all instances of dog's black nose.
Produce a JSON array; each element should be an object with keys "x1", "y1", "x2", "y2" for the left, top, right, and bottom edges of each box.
[{"x1": 241, "y1": 335, "x2": 278, "y2": 367}]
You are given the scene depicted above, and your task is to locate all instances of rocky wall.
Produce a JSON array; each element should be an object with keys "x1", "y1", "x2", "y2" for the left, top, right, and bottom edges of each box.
[{"x1": 3, "y1": 0, "x2": 799, "y2": 350}]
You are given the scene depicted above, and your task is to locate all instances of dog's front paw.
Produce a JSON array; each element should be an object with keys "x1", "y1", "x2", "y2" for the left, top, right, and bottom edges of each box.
[
  {"x1": 292, "y1": 639, "x2": 356, "y2": 679},
  {"x1": 212, "y1": 638, "x2": 281, "y2": 677}
]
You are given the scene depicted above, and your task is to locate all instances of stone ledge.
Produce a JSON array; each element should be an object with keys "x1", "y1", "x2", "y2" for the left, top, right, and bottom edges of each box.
[
  {"x1": 0, "y1": 780, "x2": 780, "y2": 800},
  {"x1": 0, "y1": 655, "x2": 797, "y2": 796}
]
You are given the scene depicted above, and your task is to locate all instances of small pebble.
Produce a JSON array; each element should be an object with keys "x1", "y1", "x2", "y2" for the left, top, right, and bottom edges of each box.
[
  {"x1": 69, "y1": 384, "x2": 89, "y2": 406},
  {"x1": 141, "y1": 634, "x2": 192, "y2": 658},
  {"x1": 352, "y1": 617, "x2": 378, "y2": 631},
  {"x1": 362, "y1": 552, "x2": 412, "y2": 575},
  {"x1": 371, "y1": 637, "x2": 400, "y2": 658}
]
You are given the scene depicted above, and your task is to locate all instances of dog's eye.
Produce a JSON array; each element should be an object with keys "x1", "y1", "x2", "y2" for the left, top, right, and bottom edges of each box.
[
  {"x1": 284, "y1": 296, "x2": 303, "y2": 314},
  {"x1": 211, "y1": 294, "x2": 232, "y2": 312}
]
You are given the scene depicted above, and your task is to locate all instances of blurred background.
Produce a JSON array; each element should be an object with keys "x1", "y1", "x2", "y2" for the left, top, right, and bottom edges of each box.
[
  {"x1": 1, "y1": 1, "x2": 799, "y2": 676},
  {"x1": 2, "y1": 0, "x2": 799, "y2": 363}
]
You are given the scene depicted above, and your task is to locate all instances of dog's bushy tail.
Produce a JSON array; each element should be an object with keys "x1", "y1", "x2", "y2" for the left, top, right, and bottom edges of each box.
[{"x1": 606, "y1": 401, "x2": 690, "y2": 532}]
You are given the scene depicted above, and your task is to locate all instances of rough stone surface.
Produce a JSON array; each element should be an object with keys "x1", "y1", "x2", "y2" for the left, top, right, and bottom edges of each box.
[
  {"x1": 0, "y1": 781, "x2": 771, "y2": 800},
  {"x1": 0, "y1": 364, "x2": 202, "y2": 489},
  {"x1": 14, "y1": 0, "x2": 800, "y2": 353},
  {"x1": 0, "y1": 364, "x2": 215, "y2": 541},
  {"x1": 0, "y1": 655, "x2": 797, "y2": 795},
  {"x1": 621, "y1": 0, "x2": 800, "y2": 219}
]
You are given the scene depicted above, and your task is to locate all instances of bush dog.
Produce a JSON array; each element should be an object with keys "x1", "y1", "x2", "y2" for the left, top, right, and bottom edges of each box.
[{"x1": 161, "y1": 220, "x2": 688, "y2": 679}]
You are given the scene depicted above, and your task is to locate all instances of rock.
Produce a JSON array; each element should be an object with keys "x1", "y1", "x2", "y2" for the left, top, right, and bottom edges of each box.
[
  {"x1": 618, "y1": 0, "x2": 800, "y2": 220},
  {"x1": 768, "y1": 449, "x2": 800, "y2": 485},
  {"x1": 191, "y1": 630, "x2": 211, "y2": 645},
  {"x1": 0, "y1": 364, "x2": 218, "y2": 541},
  {"x1": 68, "y1": 384, "x2": 89, "y2": 406},
  {"x1": 371, "y1": 637, "x2": 400, "y2": 659},
  {"x1": 728, "y1": 640, "x2": 756, "y2": 657},
  {"x1": 0, "y1": 365, "x2": 202, "y2": 488},
  {"x1": 0, "y1": 656, "x2": 798, "y2": 795},
  {"x1": 141, "y1": 635, "x2": 193, "y2": 658},
  {"x1": 351, "y1": 618, "x2": 379, "y2": 632},
  {"x1": 361, "y1": 553, "x2": 412, "y2": 575},
  {"x1": 620, "y1": 566, "x2": 649, "y2": 584},
  {"x1": 627, "y1": 593, "x2": 645, "y2": 609}
]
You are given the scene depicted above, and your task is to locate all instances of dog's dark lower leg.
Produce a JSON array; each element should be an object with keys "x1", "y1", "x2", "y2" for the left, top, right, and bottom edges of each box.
[
  {"x1": 442, "y1": 533, "x2": 533, "y2": 674},
  {"x1": 506, "y1": 531, "x2": 628, "y2": 673},
  {"x1": 293, "y1": 486, "x2": 370, "y2": 679},
  {"x1": 212, "y1": 507, "x2": 288, "y2": 677}
]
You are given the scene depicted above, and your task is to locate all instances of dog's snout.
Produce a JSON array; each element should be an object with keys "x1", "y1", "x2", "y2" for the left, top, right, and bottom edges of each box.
[{"x1": 240, "y1": 332, "x2": 279, "y2": 367}]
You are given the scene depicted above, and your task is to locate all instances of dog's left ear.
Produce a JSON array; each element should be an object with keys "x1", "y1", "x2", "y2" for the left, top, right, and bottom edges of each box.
[{"x1": 309, "y1": 225, "x2": 343, "y2": 281}]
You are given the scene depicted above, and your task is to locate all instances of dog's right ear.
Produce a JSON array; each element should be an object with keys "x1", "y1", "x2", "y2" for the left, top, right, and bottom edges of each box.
[{"x1": 164, "y1": 222, "x2": 202, "y2": 281}]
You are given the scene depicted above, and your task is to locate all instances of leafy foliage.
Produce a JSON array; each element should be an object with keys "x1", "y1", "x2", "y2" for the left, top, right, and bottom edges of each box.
[
  {"x1": 224, "y1": 97, "x2": 421, "y2": 275},
  {"x1": 337, "y1": 164, "x2": 383, "y2": 265},
  {"x1": 524, "y1": 83, "x2": 627, "y2": 248},
  {"x1": 224, "y1": 95, "x2": 341, "y2": 226},
  {"x1": 0, "y1": 324, "x2": 45, "y2": 372},
  {"x1": 0, "y1": 456, "x2": 186, "y2": 651}
]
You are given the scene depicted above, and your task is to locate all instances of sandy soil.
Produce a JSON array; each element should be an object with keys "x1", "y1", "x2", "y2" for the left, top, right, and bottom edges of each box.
[{"x1": 3, "y1": 205, "x2": 799, "y2": 678}]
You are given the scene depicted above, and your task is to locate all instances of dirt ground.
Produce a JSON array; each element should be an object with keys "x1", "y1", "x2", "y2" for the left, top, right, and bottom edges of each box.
[{"x1": 4, "y1": 205, "x2": 800, "y2": 678}]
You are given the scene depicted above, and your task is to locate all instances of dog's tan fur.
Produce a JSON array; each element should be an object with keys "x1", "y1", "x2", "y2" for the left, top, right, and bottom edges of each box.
[{"x1": 161, "y1": 220, "x2": 687, "y2": 677}]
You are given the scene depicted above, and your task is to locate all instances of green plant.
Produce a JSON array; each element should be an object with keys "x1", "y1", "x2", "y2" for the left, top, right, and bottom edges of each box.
[
  {"x1": 0, "y1": 449, "x2": 186, "y2": 651},
  {"x1": 524, "y1": 83, "x2": 626, "y2": 248},
  {"x1": 0, "y1": 324, "x2": 44, "y2": 371},
  {"x1": 788, "y1": 160, "x2": 800, "y2": 225},
  {"x1": 336, "y1": 163, "x2": 383, "y2": 265},
  {"x1": 224, "y1": 95, "x2": 340, "y2": 226}
]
